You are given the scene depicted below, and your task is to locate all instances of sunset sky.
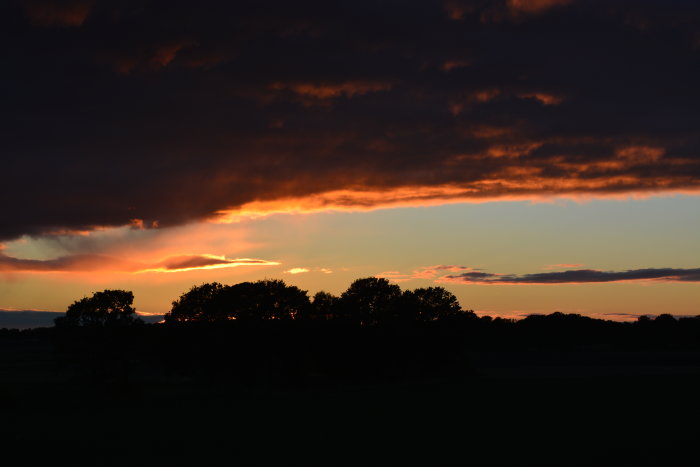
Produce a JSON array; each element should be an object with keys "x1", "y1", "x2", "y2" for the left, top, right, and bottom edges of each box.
[{"x1": 1, "y1": 0, "x2": 698, "y2": 320}]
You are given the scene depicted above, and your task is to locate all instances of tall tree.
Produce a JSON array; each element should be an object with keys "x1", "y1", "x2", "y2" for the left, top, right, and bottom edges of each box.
[
  {"x1": 402, "y1": 287, "x2": 465, "y2": 322},
  {"x1": 55, "y1": 290, "x2": 141, "y2": 327},
  {"x1": 308, "y1": 291, "x2": 340, "y2": 320},
  {"x1": 219, "y1": 280, "x2": 310, "y2": 321},
  {"x1": 339, "y1": 277, "x2": 402, "y2": 325},
  {"x1": 165, "y1": 282, "x2": 226, "y2": 323}
]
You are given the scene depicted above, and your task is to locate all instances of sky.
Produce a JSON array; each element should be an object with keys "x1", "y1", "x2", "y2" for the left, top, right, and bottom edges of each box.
[{"x1": 1, "y1": 0, "x2": 699, "y2": 321}]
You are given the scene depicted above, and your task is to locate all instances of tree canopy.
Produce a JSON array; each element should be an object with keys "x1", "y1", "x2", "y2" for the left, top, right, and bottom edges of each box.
[
  {"x1": 401, "y1": 287, "x2": 466, "y2": 322},
  {"x1": 55, "y1": 290, "x2": 141, "y2": 327},
  {"x1": 164, "y1": 279, "x2": 310, "y2": 323},
  {"x1": 339, "y1": 277, "x2": 403, "y2": 325},
  {"x1": 166, "y1": 282, "x2": 226, "y2": 323},
  {"x1": 163, "y1": 277, "x2": 470, "y2": 325}
]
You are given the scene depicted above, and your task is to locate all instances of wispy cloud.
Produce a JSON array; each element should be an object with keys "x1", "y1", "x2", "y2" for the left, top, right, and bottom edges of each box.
[
  {"x1": 283, "y1": 267, "x2": 310, "y2": 275},
  {"x1": 140, "y1": 256, "x2": 279, "y2": 274},
  {"x1": 440, "y1": 267, "x2": 700, "y2": 285},
  {"x1": 379, "y1": 265, "x2": 700, "y2": 285},
  {"x1": 283, "y1": 267, "x2": 334, "y2": 275},
  {"x1": 377, "y1": 265, "x2": 476, "y2": 282},
  {"x1": 0, "y1": 252, "x2": 278, "y2": 274}
]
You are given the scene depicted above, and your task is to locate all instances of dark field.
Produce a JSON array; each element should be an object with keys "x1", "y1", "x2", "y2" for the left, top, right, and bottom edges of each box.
[{"x1": 1, "y1": 318, "x2": 699, "y2": 466}]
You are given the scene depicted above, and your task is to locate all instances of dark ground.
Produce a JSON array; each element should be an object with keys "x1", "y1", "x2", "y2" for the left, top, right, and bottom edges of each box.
[{"x1": 1, "y1": 320, "x2": 699, "y2": 466}]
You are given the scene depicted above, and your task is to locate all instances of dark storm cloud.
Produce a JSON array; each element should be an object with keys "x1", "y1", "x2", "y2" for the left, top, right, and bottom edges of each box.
[
  {"x1": 442, "y1": 268, "x2": 700, "y2": 284},
  {"x1": 23, "y1": 0, "x2": 93, "y2": 27},
  {"x1": 2, "y1": 0, "x2": 700, "y2": 240}
]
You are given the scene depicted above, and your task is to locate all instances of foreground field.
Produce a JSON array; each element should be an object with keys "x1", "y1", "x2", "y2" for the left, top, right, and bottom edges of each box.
[{"x1": 1, "y1": 320, "x2": 699, "y2": 466}]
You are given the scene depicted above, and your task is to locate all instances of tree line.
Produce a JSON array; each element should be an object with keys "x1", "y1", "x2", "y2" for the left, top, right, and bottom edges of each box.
[{"x1": 54, "y1": 277, "x2": 472, "y2": 327}]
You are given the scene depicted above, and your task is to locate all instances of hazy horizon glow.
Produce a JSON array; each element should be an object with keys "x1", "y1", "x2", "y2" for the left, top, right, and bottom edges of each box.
[{"x1": 1, "y1": 195, "x2": 698, "y2": 320}]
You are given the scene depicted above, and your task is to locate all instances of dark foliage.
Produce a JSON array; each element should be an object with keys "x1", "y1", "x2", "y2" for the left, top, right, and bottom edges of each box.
[
  {"x1": 54, "y1": 290, "x2": 142, "y2": 327},
  {"x1": 4, "y1": 290, "x2": 700, "y2": 466},
  {"x1": 163, "y1": 277, "x2": 473, "y2": 325},
  {"x1": 164, "y1": 279, "x2": 310, "y2": 322},
  {"x1": 308, "y1": 290, "x2": 340, "y2": 320},
  {"x1": 401, "y1": 287, "x2": 467, "y2": 322},
  {"x1": 338, "y1": 277, "x2": 403, "y2": 325},
  {"x1": 165, "y1": 282, "x2": 226, "y2": 322},
  {"x1": 9, "y1": 279, "x2": 700, "y2": 393}
]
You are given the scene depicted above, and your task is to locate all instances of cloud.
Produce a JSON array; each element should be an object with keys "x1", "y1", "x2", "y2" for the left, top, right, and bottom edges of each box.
[
  {"x1": 440, "y1": 267, "x2": 700, "y2": 285},
  {"x1": 2, "y1": 1, "x2": 700, "y2": 240},
  {"x1": 269, "y1": 81, "x2": 393, "y2": 104},
  {"x1": 24, "y1": 0, "x2": 93, "y2": 27},
  {"x1": 517, "y1": 92, "x2": 563, "y2": 106},
  {"x1": 378, "y1": 265, "x2": 476, "y2": 282},
  {"x1": 447, "y1": 0, "x2": 572, "y2": 23},
  {"x1": 506, "y1": 0, "x2": 571, "y2": 16},
  {"x1": 380, "y1": 264, "x2": 700, "y2": 285},
  {"x1": 284, "y1": 267, "x2": 310, "y2": 275},
  {"x1": 0, "y1": 251, "x2": 278, "y2": 274},
  {"x1": 143, "y1": 256, "x2": 279, "y2": 273},
  {"x1": 283, "y1": 267, "x2": 333, "y2": 275},
  {"x1": 441, "y1": 59, "x2": 470, "y2": 72}
]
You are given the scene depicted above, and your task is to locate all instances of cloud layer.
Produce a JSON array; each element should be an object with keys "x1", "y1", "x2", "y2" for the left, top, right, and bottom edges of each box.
[
  {"x1": 379, "y1": 265, "x2": 700, "y2": 285},
  {"x1": 0, "y1": 251, "x2": 278, "y2": 273},
  {"x1": 2, "y1": 1, "x2": 700, "y2": 239},
  {"x1": 441, "y1": 268, "x2": 700, "y2": 284}
]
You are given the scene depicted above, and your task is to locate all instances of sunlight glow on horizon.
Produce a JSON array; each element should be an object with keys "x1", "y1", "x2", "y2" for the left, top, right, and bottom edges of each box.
[
  {"x1": 211, "y1": 186, "x2": 700, "y2": 224},
  {"x1": 1, "y1": 194, "x2": 698, "y2": 318}
]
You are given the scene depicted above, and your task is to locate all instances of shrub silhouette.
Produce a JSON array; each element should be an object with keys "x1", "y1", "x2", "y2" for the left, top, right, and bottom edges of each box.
[{"x1": 55, "y1": 290, "x2": 141, "y2": 327}]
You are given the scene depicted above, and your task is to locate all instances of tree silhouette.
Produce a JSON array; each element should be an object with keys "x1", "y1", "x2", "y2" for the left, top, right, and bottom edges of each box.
[
  {"x1": 164, "y1": 279, "x2": 310, "y2": 322},
  {"x1": 162, "y1": 277, "x2": 479, "y2": 325},
  {"x1": 55, "y1": 290, "x2": 141, "y2": 327},
  {"x1": 401, "y1": 287, "x2": 465, "y2": 322},
  {"x1": 219, "y1": 279, "x2": 310, "y2": 321},
  {"x1": 309, "y1": 291, "x2": 340, "y2": 320},
  {"x1": 165, "y1": 282, "x2": 226, "y2": 323},
  {"x1": 654, "y1": 313, "x2": 677, "y2": 326},
  {"x1": 339, "y1": 277, "x2": 402, "y2": 325}
]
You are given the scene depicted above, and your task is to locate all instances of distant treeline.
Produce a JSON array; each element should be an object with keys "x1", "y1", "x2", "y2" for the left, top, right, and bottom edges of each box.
[
  {"x1": 48, "y1": 276, "x2": 700, "y2": 332},
  {"x1": 0, "y1": 277, "x2": 691, "y2": 354},
  {"x1": 2, "y1": 278, "x2": 699, "y2": 389},
  {"x1": 53, "y1": 277, "x2": 471, "y2": 327}
]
